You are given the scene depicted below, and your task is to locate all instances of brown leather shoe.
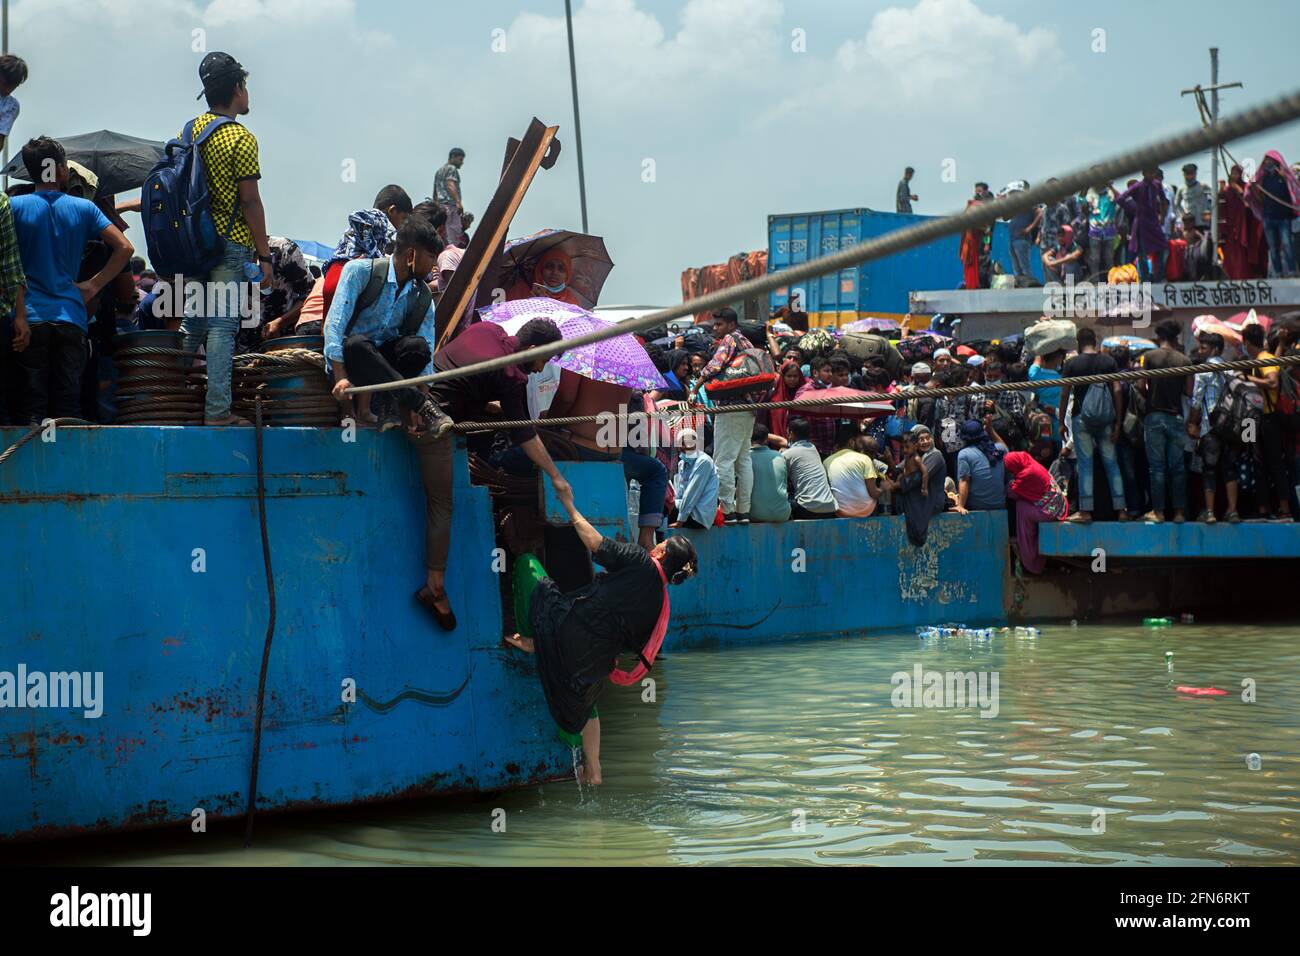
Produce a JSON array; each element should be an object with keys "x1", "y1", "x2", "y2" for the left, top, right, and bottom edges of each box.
[{"x1": 414, "y1": 586, "x2": 457, "y2": 631}]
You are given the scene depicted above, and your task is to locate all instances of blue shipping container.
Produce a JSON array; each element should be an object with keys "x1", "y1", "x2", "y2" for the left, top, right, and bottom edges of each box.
[{"x1": 767, "y1": 208, "x2": 1043, "y2": 325}]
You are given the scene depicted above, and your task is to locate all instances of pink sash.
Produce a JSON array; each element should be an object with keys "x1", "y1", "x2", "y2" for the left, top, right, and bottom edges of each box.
[{"x1": 608, "y1": 558, "x2": 670, "y2": 686}]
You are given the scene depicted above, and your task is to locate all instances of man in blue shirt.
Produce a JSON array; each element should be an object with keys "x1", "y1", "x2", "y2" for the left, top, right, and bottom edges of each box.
[
  {"x1": 11, "y1": 136, "x2": 133, "y2": 423},
  {"x1": 670, "y1": 428, "x2": 719, "y2": 529},
  {"x1": 326, "y1": 216, "x2": 445, "y2": 432}
]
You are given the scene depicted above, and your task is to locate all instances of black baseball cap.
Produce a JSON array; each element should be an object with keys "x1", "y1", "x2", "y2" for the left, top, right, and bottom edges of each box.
[{"x1": 196, "y1": 52, "x2": 247, "y2": 100}]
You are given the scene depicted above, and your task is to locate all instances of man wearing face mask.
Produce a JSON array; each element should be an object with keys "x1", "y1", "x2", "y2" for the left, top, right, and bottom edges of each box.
[{"x1": 327, "y1": 216, "x2": 445, "y2": 430}]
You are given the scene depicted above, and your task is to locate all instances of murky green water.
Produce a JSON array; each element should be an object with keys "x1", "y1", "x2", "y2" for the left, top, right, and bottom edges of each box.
[{"x1": 19, "y1": 623, "x2": 1300, "y2": 866}]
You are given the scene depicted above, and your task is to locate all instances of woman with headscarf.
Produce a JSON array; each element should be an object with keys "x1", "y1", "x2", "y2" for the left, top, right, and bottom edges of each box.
[
  {"x1": 506, "y1": 248, "x2": 581, "y2": 305},
  {"x1": 1247, "y1": 150, "x2": 1300, "y2": 277},
  {"x1": 652, "y1": 349, "x2": 691, "y2": 402},
  {"x1": 1220, "y1": 163, "x2": 1270, "y2": 279},
  {"x1": 897, "y1": 424, "x2": 948, "y2": 546},
  {"x1": 1003, "y1": 450, "x2": 1069, "y2": 574},
  {"x1": 504, "y1": 486, "x2": 698, "y2": 785},
  {"x1": 768, "y1": 360, "x2": 806, "y2": 441}
]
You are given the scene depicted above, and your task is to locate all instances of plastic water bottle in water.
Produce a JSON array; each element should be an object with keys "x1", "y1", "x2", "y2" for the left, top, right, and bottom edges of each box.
[
  {"x1": 1180, "y1": 613, "x2": 1194, "y2": 624},
  {"x1": 1070, "y1": 619, "x2": 1078, "y2": 628},
  {"x1": 1164, "y1": 650, "x2": 1173, "y2": 670}
]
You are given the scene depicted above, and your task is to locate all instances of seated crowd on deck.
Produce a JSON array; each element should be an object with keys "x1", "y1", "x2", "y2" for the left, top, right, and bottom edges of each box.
[{"x1": 632, "y1": 309, "x2": 1300, "y2": 576}]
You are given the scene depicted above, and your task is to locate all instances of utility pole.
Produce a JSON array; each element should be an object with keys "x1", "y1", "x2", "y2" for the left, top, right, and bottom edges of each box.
[
  {"x1": 564, "y1": 0, "x2": 589, "y2": 233},
  {"x1": 1181, "y1": 50, "x2": 1241, "y2": 261}
]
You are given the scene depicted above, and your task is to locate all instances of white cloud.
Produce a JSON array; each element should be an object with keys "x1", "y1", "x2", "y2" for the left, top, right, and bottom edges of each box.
[{"x1": 834, "y1": 0, "x2": 1061, "y2": 107}]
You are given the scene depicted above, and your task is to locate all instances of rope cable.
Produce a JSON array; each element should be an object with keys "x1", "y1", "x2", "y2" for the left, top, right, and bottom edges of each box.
[{"x1": 346, "y1": 86, "x2": 1300, "y2": 397}]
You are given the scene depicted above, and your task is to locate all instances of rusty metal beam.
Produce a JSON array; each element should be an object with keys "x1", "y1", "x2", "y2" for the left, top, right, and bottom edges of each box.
[{"x1": 435, "y1": 118, "x2": 561, "y2": 348}]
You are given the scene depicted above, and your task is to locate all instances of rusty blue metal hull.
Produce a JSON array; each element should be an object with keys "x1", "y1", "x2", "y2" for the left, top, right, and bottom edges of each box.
[
  {"x1": 2, "y1": 426, "x2": 1008, "y2": 841},
  {"x1": 0, "y1": 426, "x2": 575, "y2": 842}
]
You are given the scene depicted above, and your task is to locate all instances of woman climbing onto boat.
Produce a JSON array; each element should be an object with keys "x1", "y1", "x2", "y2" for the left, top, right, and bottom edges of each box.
[{"x1": 503, "y1": 485, "x2": 698, "y2": 784}]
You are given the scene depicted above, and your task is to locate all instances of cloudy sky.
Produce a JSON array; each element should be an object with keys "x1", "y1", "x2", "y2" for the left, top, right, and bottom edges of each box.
[{"x1": 10, "y1": 0, "x2": 1300, "y2": 304}]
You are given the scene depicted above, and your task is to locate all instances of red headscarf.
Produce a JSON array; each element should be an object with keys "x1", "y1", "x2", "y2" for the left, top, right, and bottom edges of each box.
[{"x1": 768, "y1": 360, "x2": 806, "y2": 438}]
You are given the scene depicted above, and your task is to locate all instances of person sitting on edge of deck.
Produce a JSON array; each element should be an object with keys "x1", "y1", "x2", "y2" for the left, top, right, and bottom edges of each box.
[
  {"x1": 782, "y1": 416, "x2": 838, "y2": 519},
  {"x1": 504, "y1": 485, "x2": 698, "y2": 785},
  {"x1": 825, "y1": 422, "x2": 884, "y2": 518},
  {"x1": 897, "y1": 424, "x2": 948, "y2": 546},
  {"x1": 408, "y1": 317, "x2": 572, "y2": 631},
  {"x1": 748, "y1": 423, "x2": 791, "y2": 522},
  {"x1": 326, "y1": 216, "x2": 443, "y2": 429},
  {"x1": 669, "y1": 428, "x2": 718, "y2": 529}
]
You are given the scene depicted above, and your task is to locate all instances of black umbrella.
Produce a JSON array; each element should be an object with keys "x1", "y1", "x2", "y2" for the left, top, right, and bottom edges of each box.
[{"x1": 1, "y1": 130, "x2": 165, "y2": 196}]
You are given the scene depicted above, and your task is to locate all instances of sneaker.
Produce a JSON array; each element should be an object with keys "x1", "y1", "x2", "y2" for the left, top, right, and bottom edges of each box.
[
  {"x1": 1142, "y1": 510, "x2": 1164, "y2": 524},
  {"x1": 1268, "y1": 513, "x2": 1294, "y2": 523},
  {"x1": 723, "y1": 512, "x2": 743, "y2": 525},
  {"x1": 738, "y1": 513, "x2": 751, "y2": 524},
  {"x1": 378, "y1": 412, "x2": 403, "y2": 432},
  {"x1": 416, "y1": 400, "x2": 454, "y2": 438},
  {"x1": 1195, "y1": 510, "x2": 1217, "y2": 524},
  {"x1": 1225, "y1": 511, "x2": 1242, "y2": 524},
  {"x1": 1245, "y1": 514, "x2": 1268, "y2": 523}
]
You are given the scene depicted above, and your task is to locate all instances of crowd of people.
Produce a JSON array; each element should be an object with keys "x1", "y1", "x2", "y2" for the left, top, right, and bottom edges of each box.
[
  {"x1": 0, "y1": 51, "x2": 495, "y2": 429},
  {"x1": 896, "y1": 155, "x2": 1300, "y2": 288},
  {"x1": 632, "y1": 309, "x2": 1300, "y2": 576}
]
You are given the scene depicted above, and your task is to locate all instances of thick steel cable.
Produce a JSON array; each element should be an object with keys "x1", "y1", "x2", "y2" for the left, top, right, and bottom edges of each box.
[
  {"x1": 347, "y1": 87, "x2": 1300, "y2": 397},
  {"x1": 244, "y1": 397, "x2": 277, "y2": 847},
  {"x1": 448, "y1": 353, "x2": 1300, "y2": 432},
  {"x1": 0, "y1": 418, "x2": 94, "y2": 467}
]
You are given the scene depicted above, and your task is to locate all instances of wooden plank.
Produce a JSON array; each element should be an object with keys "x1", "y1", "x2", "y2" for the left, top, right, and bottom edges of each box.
[{"x1": 435, "y1": 118, "x2": 562, "y2": 348}]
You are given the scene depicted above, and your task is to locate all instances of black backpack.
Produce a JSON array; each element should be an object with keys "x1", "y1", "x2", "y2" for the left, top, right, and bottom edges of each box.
[{"x1": 343, "y1": 257, "x2": 433, "y2": 339}]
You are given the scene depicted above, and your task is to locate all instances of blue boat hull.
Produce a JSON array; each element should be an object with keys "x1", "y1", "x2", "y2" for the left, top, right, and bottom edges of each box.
[{"x1": 2, "y1": 426, "x2": 1007, "y2": 841}]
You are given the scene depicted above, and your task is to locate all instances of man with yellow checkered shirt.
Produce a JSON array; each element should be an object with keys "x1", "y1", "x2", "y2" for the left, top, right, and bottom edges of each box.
[{"x1": 178, "y1": 52, "x2": 273, "y2": 425}]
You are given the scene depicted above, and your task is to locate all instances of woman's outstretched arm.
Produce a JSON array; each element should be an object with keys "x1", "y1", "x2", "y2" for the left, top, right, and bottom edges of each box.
[{"x1": 557, "y1": 485, "x2": 604, "y2": 554}]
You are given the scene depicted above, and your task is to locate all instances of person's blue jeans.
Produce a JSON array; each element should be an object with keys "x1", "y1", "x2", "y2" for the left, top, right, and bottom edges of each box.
[
  {"x1": 181, "y1": 243, "x2": 254, "y2": 420},
  {"x1": 1010, "y1": 238, "x2": 1033, "y2": 279},
  {"x1": 498, "y1": 443, "x2": 668, "y2": 528},
  {"x1": 1134, "y1": 236, "x2": 1168, "y2": 282},
  {"x1": 1116, "y1": 439, "x2": 1143, "y2": 517},
  {"x1": 1262, "y1": 218, "x2": 1298, "y2": 276},
  {"x1": 1072, "y1": 416, "x2": 1125, "y2": 513},
  {"x1": 1143, "y1": 411, "x2": 1187, "y2": 512}
]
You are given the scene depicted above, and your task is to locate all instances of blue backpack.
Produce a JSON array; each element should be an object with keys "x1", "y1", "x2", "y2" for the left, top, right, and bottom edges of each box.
[{"x1": 141, "y1": 115, "x2": 239, "y2": 276}]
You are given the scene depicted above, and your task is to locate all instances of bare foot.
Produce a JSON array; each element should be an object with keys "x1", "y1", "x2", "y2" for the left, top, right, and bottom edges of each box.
[
  {"x1": 503, "y1": 633, "x2": 535, "y2": 654},
  {"x1": 579, "y1": 762, "x2": 602, "y2": 785}
]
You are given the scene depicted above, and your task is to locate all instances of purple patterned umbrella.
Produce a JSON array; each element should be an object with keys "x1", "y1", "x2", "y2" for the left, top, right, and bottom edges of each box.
[
  {"x1": 479, "y1": 297, "x2": 667, "y2": 391},
  {"x1": 842, "y1": 316, "x2": 899, "y2": 334}
]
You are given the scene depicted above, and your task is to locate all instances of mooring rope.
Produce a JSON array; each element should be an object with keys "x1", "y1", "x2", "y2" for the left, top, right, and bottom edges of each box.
[
  {"x1": 446, "y1": 353, "x2": 1300, "y2": 433},
  {"x1": 345, "y1": 85, "x2": 1300, "y2": 397}
]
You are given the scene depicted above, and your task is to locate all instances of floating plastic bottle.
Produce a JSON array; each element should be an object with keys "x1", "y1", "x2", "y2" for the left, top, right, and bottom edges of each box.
[
  {"x1": 1180, "y1": 613, "x2": 1195, "y2": 624},
  {"x1": 1070, "y1": 619, "x2": 1078, "y2": 628},
  {"x1": 1143, "y1": 617, "x2": 1173, "y2": 627},
  {"x1": 1164, "y1": 650, "x2": 1174, "y2": 670},
  {"x1": 1013, "y1": 626, "x2": 1040, "y2": 638}
]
